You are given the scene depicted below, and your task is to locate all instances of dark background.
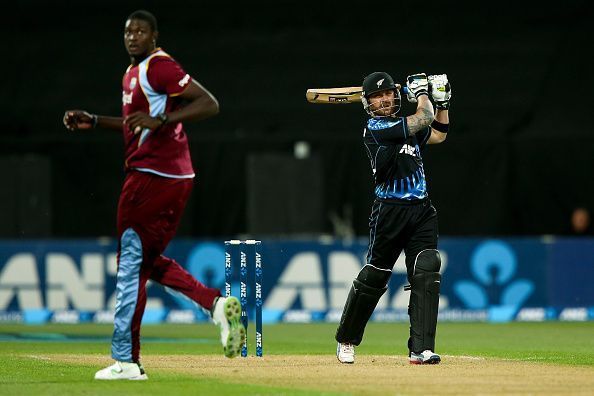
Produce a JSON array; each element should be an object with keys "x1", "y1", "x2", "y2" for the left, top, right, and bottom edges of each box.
[{"x1": 2, "y1": 0, "x2": 593, "y2": 238}]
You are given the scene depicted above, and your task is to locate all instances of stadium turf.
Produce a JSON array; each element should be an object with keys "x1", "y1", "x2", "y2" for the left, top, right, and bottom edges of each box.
[{"x1": 1, "y1": 322, "x2": 593, "y2": 395}]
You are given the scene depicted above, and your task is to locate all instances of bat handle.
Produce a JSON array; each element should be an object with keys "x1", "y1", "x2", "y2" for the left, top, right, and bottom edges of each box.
[{"x1": 401, "y1": 87, "x2": 409, "y2": 95}]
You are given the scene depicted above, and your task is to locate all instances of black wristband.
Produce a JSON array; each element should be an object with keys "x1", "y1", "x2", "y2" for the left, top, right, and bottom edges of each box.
[
  {"x1": 157, "y1": 113, "x2": 168, "y2": 125},
  {"x1": 431, "y1": 120, "x2": 449, "y2": 133},
  {"x1": 91, "y1": 114, "x2": 98, "y2": 128}
]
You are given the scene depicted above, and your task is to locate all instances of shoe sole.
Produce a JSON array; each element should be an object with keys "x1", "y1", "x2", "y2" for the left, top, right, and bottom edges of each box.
[
  {"x1": 127, "y1": 374, "x2": 149, "y2": 380},
  {"x1": 223, "y1": 296, "x2": 246, "y2": 358},
  {"x1": 95, "y1": 374, "x2": 149, "y2": 380},
  {"x1": 409, "y1": 356, "x2": 441, "y2": 365}
]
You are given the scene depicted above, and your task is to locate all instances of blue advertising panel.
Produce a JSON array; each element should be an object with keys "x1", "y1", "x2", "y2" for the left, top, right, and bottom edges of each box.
[
  {"x1": 441, "y1": 238, "x2": 549, "y2": 321},
  {"x1": 0, "y1": 237, "x2": 592, "y2": 323},
  {"x1": 548, "y1": 238, "x2": 594, "y2": 306}
]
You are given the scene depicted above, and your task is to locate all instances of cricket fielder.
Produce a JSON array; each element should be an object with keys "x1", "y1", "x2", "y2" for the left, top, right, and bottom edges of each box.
[{"x1": 63, "y1": 10, "x2": 245, "y2": 380}]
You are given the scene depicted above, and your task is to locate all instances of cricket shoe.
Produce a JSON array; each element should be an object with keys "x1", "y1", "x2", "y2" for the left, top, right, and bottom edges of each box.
[
  {"x1": 336, "y1": 342, "x2": 355, "y2": 364},
  {"x1": 212, "y1": 296, "x2": 246, "y2": 358},
  {"x1": 94, "y1": 361, "x2": 148, "y2": 380},
  {"x1": 409, "y1": 350, "x2": 441, "y2": 365}
]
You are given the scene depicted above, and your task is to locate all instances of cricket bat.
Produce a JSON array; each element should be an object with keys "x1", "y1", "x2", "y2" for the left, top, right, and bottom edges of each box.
[
  {"x1": 305, "y1": 87, "x2": 364, "y2": 104},
  {"x1": 306, "y1": 84, "x2": 406, "y2": 104}
]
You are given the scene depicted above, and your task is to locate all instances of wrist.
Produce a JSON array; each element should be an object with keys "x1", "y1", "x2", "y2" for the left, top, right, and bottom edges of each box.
[
  {"x1": 415, "y1": 91, "x2": 429, "y2": 99},
  {"x1": 416, "y1": 93, "x2": 430, "y2": 103},
  {"x1": 435, "y1": 101, "x2": 450, "y2": 110},
  {"x1": 156, "y1": 113, "x2": 169, "y2": 125}
]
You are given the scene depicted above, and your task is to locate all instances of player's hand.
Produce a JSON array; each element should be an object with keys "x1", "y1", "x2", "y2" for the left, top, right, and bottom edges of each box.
[
  {"x1": 124, "y1": 112, "x2": 162, "y2": 134},
  {"x1": 428, "y1": 74, "x2": 452, "y2": 110},
  {"x1": 63, "y1": 110, "x2": 96, "y2": 131},
  {"x1": 406, "y1": 73, "x2": 429, "y2": 101}
]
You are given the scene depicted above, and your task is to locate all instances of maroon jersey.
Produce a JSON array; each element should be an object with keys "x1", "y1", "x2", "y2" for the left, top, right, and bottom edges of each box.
[{"x1": 121, "y1": 49, "x2": 195, "y2": 178}]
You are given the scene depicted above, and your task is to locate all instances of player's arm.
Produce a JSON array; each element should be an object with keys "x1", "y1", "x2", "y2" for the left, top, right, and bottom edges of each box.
[
  {"x1": 95, "y1": 116, "x2": 124, "y2": 130},
  {"x1": 406, "y1": 96, "x2": 434, "y2": 135},
  {"x1": 427, "y1": 109, "x2": 448, "y2": 144},
  {"x1": 426, "y1": 74, "x2": 452, "y2": 145},
  {"x1": 124, "y1": 79, "x2": 219, "y2": 133},
  {"x1": 405, "y1": 74, "x2": 435, "y2": 135},
  {"x1": 63, "y1": 110, "x2": 123, "y2": 132},
  {"x1": 166, "y1": 79, "x2": 219, "y2": 124}
]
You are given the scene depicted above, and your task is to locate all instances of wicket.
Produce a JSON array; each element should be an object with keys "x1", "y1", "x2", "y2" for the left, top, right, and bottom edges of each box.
[{"x1": 224, "y1": 240, "x2": 263, "y2": 357}]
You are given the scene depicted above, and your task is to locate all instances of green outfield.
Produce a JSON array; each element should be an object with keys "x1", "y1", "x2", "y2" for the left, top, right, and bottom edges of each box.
[{"x1": 1, "y1": 322, "x2": 594, "y2": 395}]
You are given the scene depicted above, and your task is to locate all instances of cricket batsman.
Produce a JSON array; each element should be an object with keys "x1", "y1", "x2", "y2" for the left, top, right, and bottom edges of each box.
[{"x1": 335, "y1": 72, "x2": 451, "y2": 364}]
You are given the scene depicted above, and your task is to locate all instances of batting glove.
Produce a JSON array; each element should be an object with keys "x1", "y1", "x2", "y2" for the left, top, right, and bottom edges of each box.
[
  {"x1": 406, "y1": 73, "x2": 429, "y2": 101},
  {"x1": 405, "y1": 86, "x2": 417, "y2": 103},
  {"x1": 428, "y1": 74, "x2": 452, "y2": 110}
]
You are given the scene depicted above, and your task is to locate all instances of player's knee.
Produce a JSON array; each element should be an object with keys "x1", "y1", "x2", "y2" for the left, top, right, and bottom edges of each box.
[
  {"x1": 356, "y1": 264, "x2": 391, "y2": 289},
  {"x1": 412, "y1": 249, "x2": 441, "y2": 274}
]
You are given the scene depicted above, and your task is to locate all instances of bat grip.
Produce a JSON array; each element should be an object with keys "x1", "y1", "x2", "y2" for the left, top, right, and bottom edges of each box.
[{"x1": 401, "y1": 87, "x2": 410, "y2": 95}]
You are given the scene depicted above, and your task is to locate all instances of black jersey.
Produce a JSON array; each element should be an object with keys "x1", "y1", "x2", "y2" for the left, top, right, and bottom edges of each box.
[{"x1": 363, "y1": 117, "x2": 431, "y2": 201}]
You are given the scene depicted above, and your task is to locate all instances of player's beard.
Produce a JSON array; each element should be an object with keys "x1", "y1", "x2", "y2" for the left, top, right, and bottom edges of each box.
[{"x1": 372, "y1": 100, "x2": 396, "y2": 117}]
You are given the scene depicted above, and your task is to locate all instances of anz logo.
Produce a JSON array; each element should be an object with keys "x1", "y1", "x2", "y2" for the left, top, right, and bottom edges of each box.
[{"x1": 399, "y1": 144, "x2": 418, "y2": 157}]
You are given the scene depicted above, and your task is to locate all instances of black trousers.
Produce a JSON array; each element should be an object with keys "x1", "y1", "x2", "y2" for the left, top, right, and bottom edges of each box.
[{"x1": 366, "y1": 198, "x2": 438, "y2": 281}]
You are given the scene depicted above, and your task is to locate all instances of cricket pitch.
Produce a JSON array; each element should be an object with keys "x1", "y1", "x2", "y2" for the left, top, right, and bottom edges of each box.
[{"x1": 49, "y1": 354, "x2": 594, "y2": 395}]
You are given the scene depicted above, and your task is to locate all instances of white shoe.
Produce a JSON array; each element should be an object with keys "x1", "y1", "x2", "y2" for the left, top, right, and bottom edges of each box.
[
  {"x1": 409, "y1": 350, "x2": 441, "y2": 365},
  {"x1": 212, "y1": 296, "x2": 246, "y2": 358},
  {"x1": 336, "y1": 342, "x2": 355, "y2": 364},
  {"x1": 94, "y1": 361, "x2": 148, "y2": 380}
]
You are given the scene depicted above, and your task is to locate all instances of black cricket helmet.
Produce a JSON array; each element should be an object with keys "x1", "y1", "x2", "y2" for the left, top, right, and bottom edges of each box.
[{"x1": 361, "y1": 71, "x2": 401, "y2": 117}]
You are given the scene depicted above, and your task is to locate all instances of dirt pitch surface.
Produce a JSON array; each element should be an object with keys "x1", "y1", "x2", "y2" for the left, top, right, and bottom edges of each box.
[{"x1": 49, "y1": 354, "x2": 594, "y2": 395}]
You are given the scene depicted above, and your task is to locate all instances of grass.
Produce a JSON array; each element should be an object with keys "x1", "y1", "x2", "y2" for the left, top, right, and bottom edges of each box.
[
  {"x1": 0, "y1": 356, "x2": 325, "y2": 396},
  {"x1": 0, "y1": 322, "x2": 593, "y2": 395}
]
